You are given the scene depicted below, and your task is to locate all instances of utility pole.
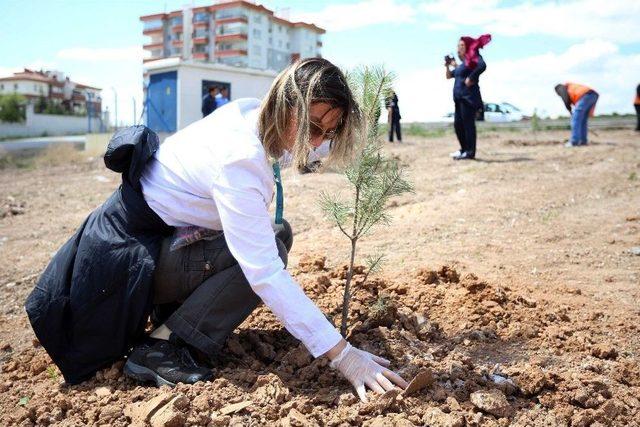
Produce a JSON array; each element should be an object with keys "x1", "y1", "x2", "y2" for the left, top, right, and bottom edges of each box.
[
  {"x1": 133, "y1": 97, "x2": 137, "y2": 125},
  {"x1": 111, "y1": 87, "x2": 118, "y2": 130},
  {"x1": 87, "y1": 91, "x2": 93, "y2": 133}
]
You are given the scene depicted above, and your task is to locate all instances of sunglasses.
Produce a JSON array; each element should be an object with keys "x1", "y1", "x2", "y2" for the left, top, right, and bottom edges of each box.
[{"x1": 309, "y1": 120, "x2": 340, "y2": 141}]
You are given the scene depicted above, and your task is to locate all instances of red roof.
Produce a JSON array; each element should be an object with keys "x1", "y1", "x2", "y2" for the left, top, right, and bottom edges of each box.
[{"x1": 0, "y1": 69, "x2": 101, "y2": 91}]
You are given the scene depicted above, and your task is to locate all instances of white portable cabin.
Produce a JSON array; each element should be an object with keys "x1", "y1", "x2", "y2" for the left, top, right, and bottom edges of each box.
[{"x1": 143, "y1": 58, "x2": 277, "y2": 133}]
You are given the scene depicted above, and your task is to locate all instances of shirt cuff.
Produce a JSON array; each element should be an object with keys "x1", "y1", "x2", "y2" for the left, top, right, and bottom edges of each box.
[{"x1": 303, "y1": 324, "x2": 344, "y2": 358}]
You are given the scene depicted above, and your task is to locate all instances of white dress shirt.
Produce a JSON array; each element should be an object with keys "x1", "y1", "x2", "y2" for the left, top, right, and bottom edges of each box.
[{"x1": 140, "y1": 98, "x2": 342, "y2": 357}]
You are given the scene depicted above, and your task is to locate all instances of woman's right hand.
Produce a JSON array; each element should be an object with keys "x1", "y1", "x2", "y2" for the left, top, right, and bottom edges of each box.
[{"x1": 329, "y1": 342, "x2": 408, "y2": 402}]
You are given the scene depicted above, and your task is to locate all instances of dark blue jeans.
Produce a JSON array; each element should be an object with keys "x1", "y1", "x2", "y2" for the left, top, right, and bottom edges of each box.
[{"x1": 570, "y1": 92, "x2": 599, "y2": 145}]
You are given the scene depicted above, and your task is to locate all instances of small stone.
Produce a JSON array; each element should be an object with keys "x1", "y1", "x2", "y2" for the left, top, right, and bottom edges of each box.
[
  {"x1": 337, "y1": 392, "x2": 358, "y2": 406},
  {"x1": 514, "y1": 365, "x2": 547, "y2": 396},
  {"x1": 423, "y1": 407, "x2": 465, "y2": 427},
  {"x1": 149, "y1": 402, "x2": 186, "y2": 427},
  {"x1": 9, "y1": 206, "x2": 25, "y2": 215},
  {"x1": 219, "y1": 401, "x2": 252, "y2": 416},
  {"x1": 94, "y1": 386, "x2": 112, "y2": 398},
  {"x1": 591, "y1": 344, "x2": 618, "y2": 360},
  {"x1": 403, "y1": 369, "x2": 434, "y2": 396},
  {"x1": 285, "y1": 408, "x2": 315, "y2": 426},
  {"x1": 470, "y1": 389, "x2": 513, "y2": 418},
  {"x1": 99, "y1": 405, "x2": 121, "y2": 421},
  {"x1": 629, "y1": 246, "x2": 640, "y2": 256},
  {"x1": 438, "y1": 265, "x2": 460, "y2": 283},
  {"x1": 360, "y1": 389, "x2": 401, "y2": 415},
  {"x1": 124, "y1": 393, "x2": 173, "y2": 425},
  {"x1": 597, "y1": 399, "x2": 621, "y2": 420}
]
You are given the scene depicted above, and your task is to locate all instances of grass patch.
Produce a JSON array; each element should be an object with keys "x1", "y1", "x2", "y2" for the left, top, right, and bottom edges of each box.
[
  {"x1": 378, "y1": 123, "x2": 452, "y2": 139},
  {"x1": 0, "y1": 143, "x2": 86, "y2": 171},
  {"x1": 32, "y1": 144, "x2": 86, "y2": 168},
  {"x1": 541, "y1": 209, "x2": 560, "y2": 223},
  {"x1": 46, "y1": 365, "x2": 59, "y2": 381}
]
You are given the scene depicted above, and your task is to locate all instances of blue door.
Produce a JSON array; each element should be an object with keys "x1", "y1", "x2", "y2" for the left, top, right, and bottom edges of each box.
[{"x1": 147, "y1": 71, "x2": 177, "y2": 133}]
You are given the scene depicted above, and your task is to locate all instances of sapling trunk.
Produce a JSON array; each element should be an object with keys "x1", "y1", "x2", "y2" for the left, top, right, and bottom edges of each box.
[{"x1": 340, "y1": 237, "x2": 358, "y2": 336}]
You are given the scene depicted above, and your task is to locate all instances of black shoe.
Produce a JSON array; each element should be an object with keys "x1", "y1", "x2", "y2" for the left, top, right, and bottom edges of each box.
[
  {"x1": 124, "y1": 335, "x2": 213, "y2": 387},
  {"x1": 453, "y1": 151, "x2": 475, "y2": 160}
]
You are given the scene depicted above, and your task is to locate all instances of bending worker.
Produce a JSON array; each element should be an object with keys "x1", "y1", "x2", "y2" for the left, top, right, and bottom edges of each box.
[
  {"x1": 634, "y1": 83, "x2": 640, "y2": 132},
  {"x1": 554, "y1": 82, "x2": 599, "y2": 146},
  {"x1": 25, "y1": 58, "x2": 408, "y2": 403},
  {"x1": 445, "y1": 34, "x2": 491, "y2": 160}
]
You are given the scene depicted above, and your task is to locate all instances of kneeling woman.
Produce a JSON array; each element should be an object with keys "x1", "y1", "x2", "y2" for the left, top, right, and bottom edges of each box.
[{"x1": 26, "y1": 58, "x2": 407, "y2": 402}]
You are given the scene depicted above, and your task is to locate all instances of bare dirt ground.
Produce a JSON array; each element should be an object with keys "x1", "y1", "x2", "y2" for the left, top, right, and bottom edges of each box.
[{"x1": 0, "y1": 128, "x2": 638, "y2": 426}]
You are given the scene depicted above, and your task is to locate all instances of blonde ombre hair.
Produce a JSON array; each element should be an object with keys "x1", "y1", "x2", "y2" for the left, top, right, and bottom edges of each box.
[{"x1": 258, "y1": 58, "x2": 362, "y2": 170}]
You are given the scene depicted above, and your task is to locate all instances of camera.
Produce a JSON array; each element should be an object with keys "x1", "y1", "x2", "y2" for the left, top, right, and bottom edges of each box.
[{"x1": 444, "y1": 55, "x2": 454, "y2": 66}]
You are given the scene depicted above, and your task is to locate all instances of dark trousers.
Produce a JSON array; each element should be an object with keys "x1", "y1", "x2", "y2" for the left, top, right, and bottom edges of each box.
[
  {"x1": 389, "y1": 116, "x2": 402, "y2": 142},
  {"x1": 151, "y1": 220, "x2": 293, "y2": 356},
  {"x1": 454, "y1": 99, "x2": 477, "y2": 156},
  {"x1": 635, "y1": 104, "x2": 640, "y2": 131}
]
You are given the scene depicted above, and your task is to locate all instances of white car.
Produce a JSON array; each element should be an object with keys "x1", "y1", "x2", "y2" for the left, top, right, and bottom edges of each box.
[{"x1": 483, "y1": 102, "x2": 524, "y2": 122}]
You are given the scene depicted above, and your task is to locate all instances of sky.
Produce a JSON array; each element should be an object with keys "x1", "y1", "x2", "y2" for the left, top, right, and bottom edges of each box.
[{"x1": 1, "y1": 0, "x2": 639, "y2": 124}]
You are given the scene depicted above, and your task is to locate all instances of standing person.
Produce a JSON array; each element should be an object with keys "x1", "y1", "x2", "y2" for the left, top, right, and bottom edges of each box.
[
  {"x1": 554, "y1": 82, "x2": 599, "y2": 146},
  {"x1": 445, "y1": 34, "x2": 491, "y2": 160},
  {"x1": 386, "y1": 91, "x2": 402, "y2": 143},
  {"x1": 201, "y1": 86, "x2": 219, "y2": 117},
  {"x1": 25, "y1": 58, "x2": 408, "y2": 403},
  {"x1": 216, "y1": 87, "x2": 230, "y2": 108},
  {"x1": 634, "y1": 83, "x2": 640, "y2": 132}
]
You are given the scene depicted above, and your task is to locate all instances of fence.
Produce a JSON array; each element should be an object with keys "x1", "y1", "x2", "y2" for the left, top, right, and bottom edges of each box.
[{"x1": 0, "y1": 104, "x2": 106, "y2": 138}]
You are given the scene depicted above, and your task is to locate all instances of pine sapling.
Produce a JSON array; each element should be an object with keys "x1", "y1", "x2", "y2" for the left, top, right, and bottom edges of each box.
[{"x1": 321, "y1": 65, "x2": 413, "y2": 337}]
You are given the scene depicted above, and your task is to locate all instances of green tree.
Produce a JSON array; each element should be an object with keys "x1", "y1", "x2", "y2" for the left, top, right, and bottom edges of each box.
[
  {"x1": 0, "y1": 94, "x2": 26, "y2": 123},
  {"x1": 321, "y1": 65, "x2": 413, "y2": 337},
  {"x1": 36, "y1": 96, "x2": 47, "y2": 114},
  {"x1": 531, "y1": 108, "x2": 541, "y2": 141}
]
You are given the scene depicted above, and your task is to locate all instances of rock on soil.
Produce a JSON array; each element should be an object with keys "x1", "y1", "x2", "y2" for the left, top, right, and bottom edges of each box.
[{"x1": 470, "y1": 389, "x2": 513, "y2": 418}]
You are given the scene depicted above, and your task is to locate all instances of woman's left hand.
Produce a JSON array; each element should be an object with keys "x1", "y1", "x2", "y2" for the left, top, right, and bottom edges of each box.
[{"x1": 465, "y1": 78, "x2": 474, "y2": 87}]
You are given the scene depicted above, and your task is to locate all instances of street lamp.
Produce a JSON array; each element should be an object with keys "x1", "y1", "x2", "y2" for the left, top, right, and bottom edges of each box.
[{"x1": 111, "y1": 87, "x2": 118, "y2": 130}]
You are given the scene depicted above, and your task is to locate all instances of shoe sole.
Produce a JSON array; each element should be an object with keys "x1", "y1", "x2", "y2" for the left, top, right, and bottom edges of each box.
[{"x1": 123, "y1": 359, "x2": 177, "y2": 387}]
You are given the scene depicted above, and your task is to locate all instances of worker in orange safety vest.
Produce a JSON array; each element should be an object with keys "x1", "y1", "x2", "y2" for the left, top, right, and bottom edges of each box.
[{"x1": 554, "y1": 82, "x2": 599, "y2": 147}]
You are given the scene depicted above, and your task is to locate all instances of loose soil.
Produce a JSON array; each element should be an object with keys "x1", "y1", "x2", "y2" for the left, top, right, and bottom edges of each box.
[{"x1": 0, "y1": 129, "x2": 639, "y2": 426}]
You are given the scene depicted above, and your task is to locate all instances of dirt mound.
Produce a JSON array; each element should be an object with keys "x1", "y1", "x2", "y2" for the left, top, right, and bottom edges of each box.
[{"x1": 1, "y1": 263, "x2": 639, "y2": 426}]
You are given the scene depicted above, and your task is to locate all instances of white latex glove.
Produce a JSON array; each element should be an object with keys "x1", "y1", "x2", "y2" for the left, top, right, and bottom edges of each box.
[{"x1": 330, "y1": 343, "x2": 408, "y2": 402}]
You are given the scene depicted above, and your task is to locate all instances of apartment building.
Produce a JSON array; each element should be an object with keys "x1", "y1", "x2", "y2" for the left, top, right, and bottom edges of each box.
[
  {"x1": 140, "y1": 0, "x2": 325, "y2": 71},
  {"x1": 0, "y1": 69, "x2": 102, "y2": 117}
]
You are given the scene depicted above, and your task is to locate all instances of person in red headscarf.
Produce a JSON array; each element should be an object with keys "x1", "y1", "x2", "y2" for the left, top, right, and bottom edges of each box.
[{"x1": 445, "y1": 34, "x2": 491, "y2": 160}]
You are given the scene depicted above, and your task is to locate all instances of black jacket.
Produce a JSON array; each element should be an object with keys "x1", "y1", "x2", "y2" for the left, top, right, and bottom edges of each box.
[
  {"x1": 453, "y1": 55, "x2": 486, "y2": 108},
  {"x1": 25, "y1": 126, "x2": 173, "y2": 384},
  {"x1": 201, "y1": 94, "x2": 217, "y2": 117}
]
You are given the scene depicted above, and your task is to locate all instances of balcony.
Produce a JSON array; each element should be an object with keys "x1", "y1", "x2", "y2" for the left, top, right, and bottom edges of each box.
[
  {"x1": 171, "y1": 24, "x2": 183, "y2": 32},
  {"x1": 143, "y1": 27, "x2": 163, "y2": 36},
  {"x1": 193, "y1": 36, "x2": 208, "y2": 45},
  {"x1": 171, "y1": 39, "x2": 183, "y2": 47},
  {"x1": 215, "y1": 33, "x2": 248, "y2": 43},
  {"x1": 193, "y1": 21, "x2": 209, "y2": 28},
  {"x1": 215, "y1": 16, "x2": 248, "y2": 25},
  {"x1": 193, "y1": 52, "x2": 209, "y2": 61},
  {"x1": 215, "y1": 49, "x2": 247, "y2": 58},
  {"x1": 143, "y1": 41, "x2": 163, "y2": 50}
]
